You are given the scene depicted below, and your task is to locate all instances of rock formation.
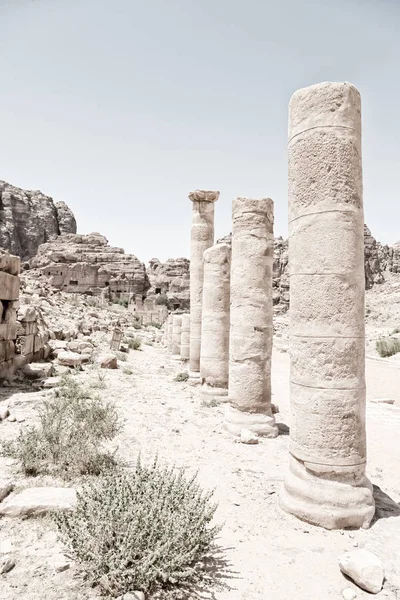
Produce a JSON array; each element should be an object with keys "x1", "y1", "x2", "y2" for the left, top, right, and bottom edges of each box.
[
  {"x1": 0, "y1": 181, "x2": 76, "y2": 262},
  {"x1": 147, "y1": 258, "x2": 190, "y2": 310},
  {"x1": 224, "y1": 197, "x2": 278, "y2": 438},
  {"x1": 280, "y1": 81, "x2": 375, "y2": 529},
  {"x1": 29, "y1": 233, "x2": 150, "y2": 302}
]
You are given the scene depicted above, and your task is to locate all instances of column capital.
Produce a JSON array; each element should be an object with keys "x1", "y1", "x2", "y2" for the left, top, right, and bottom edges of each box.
[{"x1": 189, "y1": 190, "x2": 220, "y2": 203}]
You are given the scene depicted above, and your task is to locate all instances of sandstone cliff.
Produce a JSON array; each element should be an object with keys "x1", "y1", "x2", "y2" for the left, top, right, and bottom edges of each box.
[
  {"x1": 147, "y1": 257, "x2": 190, "y2": 310},
  {"x1": 0, "y1": 181, "x2": 76, "y2": 262},
  {"x1": 29, "y1": 233, "x2": 150, "y2": 301}
]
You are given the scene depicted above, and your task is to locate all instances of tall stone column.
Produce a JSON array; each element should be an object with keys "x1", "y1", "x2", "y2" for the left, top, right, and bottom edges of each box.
[
  {"x1": 180, "y1": 314, "x2": 190, "y2": 360},
  {"x1": 171, "y1": 314, "x2": 183, "y2": 359},
  {"x1": 280, "y1": 82, "x2": 375, "y2": 529},
  {"x1": 224, "y1": 198, "x2": 278, "y2": 438},
  {"x1": 189, "y1": 190, "x2": 219, "y2": 376},
  {"x1": 167, "y1": 315, "x2": 174, "y2": 352},
  {"x1": 200, "y1": 243, "x2": 231, "y2": 397}
]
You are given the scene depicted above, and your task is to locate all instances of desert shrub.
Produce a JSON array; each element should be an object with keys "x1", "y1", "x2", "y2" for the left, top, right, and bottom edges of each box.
[
  {"x1": 114, "y1": 351, "x2": 127, "y2": 362},
  {"x1": 132, "y1": 320, "x2": 142, "y2": 330},
  {"x1": 376, "y1": 337, "x2": 400, "y2": 358},
  {"x1": 90, "y1": 370, "x2": 107, "y2": 389},
  {"x1": 122, "y1": 367, "x2": 133, "y2": 375},
  {"x1": 201, "y1": 398, "x2": 220, "y2": 408},
  {"x1": 128, "y1": 337, "x2": 142, "y2": 351},
  {"x1": 155, "y1": 294, "x2": 168, "y2": 306},
  {"x1": 174, "y1": 372, "x2": 189, "y2": 382},
  {"x1": 2, "y1": 376, "x2": 122, "y2": 477},
  {"x1": 55, "y1": 458, "x2": 220, "y2": 598}
]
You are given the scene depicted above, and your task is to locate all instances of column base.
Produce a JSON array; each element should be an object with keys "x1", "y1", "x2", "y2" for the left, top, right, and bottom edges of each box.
[
  {"x1": 200, "y1": 384, "x2": 228, "y2": 400},
  {"x1": 171, "y1": 354, "x2": 183, "y2": 362},
  {"x1": 279, "y1": 454, "x2": 375, "y2": 530},
  {"x1": 188, "y1": 371, "x2": 201, "y2": 386},
  {"x1": 224, "y1": 405, "x2": 279, "y2": 438}
]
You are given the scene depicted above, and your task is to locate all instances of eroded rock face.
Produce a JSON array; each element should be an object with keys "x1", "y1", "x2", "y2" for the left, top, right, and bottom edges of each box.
[
  {"x1": 0, "y1": 181, "x2": 76, "y2": 261},
  {"x1": 29, "y1": 233, "x2": 150, "y2": 302},
  {"x1": 148, "y1": 258, "x2": 190, "y2": 310}
]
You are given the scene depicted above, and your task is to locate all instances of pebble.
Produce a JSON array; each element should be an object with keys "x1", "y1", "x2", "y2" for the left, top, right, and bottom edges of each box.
[
  {"x1": 0, "y1": 558, "x2": 16, "y2": 574},
  {"x1": 342, "y1": 588, "x2": 357, "y2": 600}
]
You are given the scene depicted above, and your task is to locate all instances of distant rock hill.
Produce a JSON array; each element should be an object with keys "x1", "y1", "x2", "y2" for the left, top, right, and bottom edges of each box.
[
  {"x1": 0, "y1": 180, "x2": 398, "y2": 313},
  {"x1": 0, "y1": 181, "x2": 76, "y2": 262}
]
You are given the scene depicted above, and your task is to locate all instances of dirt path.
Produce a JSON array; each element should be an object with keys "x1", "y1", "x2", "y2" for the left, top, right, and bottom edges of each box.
[{"x1": 0, "y1": 342, "x2": 399, "y2": 599}]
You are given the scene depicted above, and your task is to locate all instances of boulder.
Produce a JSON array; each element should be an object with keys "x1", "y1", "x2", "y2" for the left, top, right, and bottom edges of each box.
[
  {"x1": 0, "y1": 480, "x2": 13, "y2": 502},
  {"x1": 339, "y1": 549, "x2": 384, "y2": 594},
  {"x1": 22, "y1": 362, "x2": 54, "y2": 380},
  {"x1": 0, "y1": 487, "x2": 77, "y2": 517},
  {"x1": 98, "y1": 354, "x2": 118, "y2": 369},
  {"x1": 57, "y1": 351, "x2": 84, "y2": 367}
]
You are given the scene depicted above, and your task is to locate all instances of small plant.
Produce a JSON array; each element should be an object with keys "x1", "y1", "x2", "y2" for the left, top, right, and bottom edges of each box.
[
  {"x1": 376, "y1": 337, "x2": 400, "y2": 358},
  {"x1": 132, "y1": 321, "x2": 142, "y2": 330},
  {"x1": 114, "y1": 351, "x2": 127, "y2": 362},
  {"x1": 90, "y1": 371, "x2": 107, "y2": 390},
  {"x1": 123, "y1": 367, "x2": 133, "y2": 375},
  {"x1": 201, "y1": 397, "x2": 220, "y2": 408},
  {"x1": 2, "y1": 376, "x2": 122, "y2": 477},
  {"x1": 55, "y1": 458, "x2": 220, "y2": 598},
  {"x1": 174, "y1": 372, "x2": 189, "y2": 382},
  {"x1": 128, "y1": 337, "x2": 142, "y2": 351}
]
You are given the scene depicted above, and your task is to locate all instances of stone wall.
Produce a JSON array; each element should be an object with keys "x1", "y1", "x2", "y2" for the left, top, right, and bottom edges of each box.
[
  {"x1": 0, "y1": 252, "x2": 20, "y2": 378},
  {"x1": 0, "y1": 181, "x2": 76, "y2": 262},
  {"x1": 29, "y1": 233, "x2": 150, "y2": 302}
]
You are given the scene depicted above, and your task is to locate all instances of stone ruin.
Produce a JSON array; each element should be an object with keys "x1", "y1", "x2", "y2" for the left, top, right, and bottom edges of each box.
[
  {"x1": 28, "y1": 233, "x2": 150, "y2": 303},
  {"x1": 147, "y1": 257, "x2": 190, "y2": 311},
  {"x1": 0, "y1": 251, "x2": 51, "y2": 379},
  {"x1": 162, "y1": 80, "x2": 379, "y2": 530}
]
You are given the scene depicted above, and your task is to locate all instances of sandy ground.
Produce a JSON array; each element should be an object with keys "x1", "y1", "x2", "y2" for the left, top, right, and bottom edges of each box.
[{"x1": 0, "y1": 339, "x2": 400, "y2": 600}]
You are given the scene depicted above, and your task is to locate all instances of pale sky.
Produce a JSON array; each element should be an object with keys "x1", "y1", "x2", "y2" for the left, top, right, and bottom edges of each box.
[{"x1": 0, "y1": 0, "x2": 399, "y2": 262}]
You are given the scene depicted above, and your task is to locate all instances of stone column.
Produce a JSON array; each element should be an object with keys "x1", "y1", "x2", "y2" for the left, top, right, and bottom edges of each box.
[
  {"x1": 200, "y1": 243, "x2": 231, "y2": 397},
  {"x1": 280, "y1": 82, "x2": 375, "y2": 529},
  {"x1": 180, "y1": 314, "x2": 190, "y2": 360},
  {"x1": 171, "y1": 314, "x2": 183, "y2": 359},
  {"x1": 188, "y1": 190, "x2": 219, "y2": 377},
  {"x1": 167, "y1": 315, "x2": 174, "y2": 352},
  {"x1": 224, "y1": 198, "x2": 278, "y2": 438}
]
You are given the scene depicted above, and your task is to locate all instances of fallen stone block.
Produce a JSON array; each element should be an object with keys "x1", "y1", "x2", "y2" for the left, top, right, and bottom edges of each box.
[
  {"x1": 0, "y1": 271, "x2": 19, "y2": 301},
  {"x1": 0, "y1": 487, "x2": 77, "y2": 517},
  {"x1": 22, "y1": 362, "x2": 54, "y2": 380},
  {"x1": 98, "y1": 354, "x2": 118, "y2": 369},
  {"x1": 0, "y1": 480, "x2": 13, "y2": 502},
  {"x1": 339, "y1": 549, "x2": 384, "y2": 594},
  {"x1": 58, "y1": 351, "x2": 84, "y2": 367}
]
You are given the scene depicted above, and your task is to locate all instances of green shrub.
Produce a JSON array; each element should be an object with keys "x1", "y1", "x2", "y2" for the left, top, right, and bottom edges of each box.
[
  {"x1": 55, "y1": 458, "x2": 220, "y2": 598},
  {"x1": 128, "y1": 337, "x2": 142, "y2": 351},
  {"x1": 123, "y1": 367, "x2": 133, "y2": 375},
  {"x1": 114, "y1": 351, "x2": 127, "y2": 362},
  {"x1": 2, "y1": 376, "x2": 122, "y2": 477},
  {"x1": 376, "y1": 337, "x2": 400, "y2": 358},
  {"x1": 132, "y1": 320, "x2": 142, "y2": 330},
  {"x1": 174, "y1": 372, "x2": 189, "y2": 382}
]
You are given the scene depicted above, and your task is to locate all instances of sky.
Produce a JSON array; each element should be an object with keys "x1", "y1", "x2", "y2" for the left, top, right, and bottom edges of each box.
[{"x1": 0, "y1": 0, "x2": 399, "y2": 263}]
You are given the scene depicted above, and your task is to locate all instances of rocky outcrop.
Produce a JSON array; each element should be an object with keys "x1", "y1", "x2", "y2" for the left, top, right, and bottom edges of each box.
[
  {"x1": 55, "y1": 201, "x2": 77, "y2": 235},
  {"x1": 29, "y1": 233, "x2": 150, "y2": 302},
  {"x1": 0, "y1": 181, "x2": 76, "y2": 262},
  {"x1": 147, "y1": 258, "x2": 190, "y2": 310},
  {"x1": 364, "y1": 225, "x2": 385, "y2": 289}
]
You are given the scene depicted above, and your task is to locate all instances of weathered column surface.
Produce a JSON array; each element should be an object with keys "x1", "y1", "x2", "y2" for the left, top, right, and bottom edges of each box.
[
  {"x1": 189, "y1": 190, "x2": 219, "y2": 376},
  {"x1": 180, "y1": 314, "x2": 190, "y2": 360},
  {"x1": 200, "y1": 243, "x2": 231, "y2": 397},
  {"x1": 224, "y1": 197, "x2": 278, "y2": 438},
  {"x1": 279, "y1": 82, "x2": 375, "y2": 529},
  {"x1": 171, "y1": 314, "x2": 183, "y2": 359},
  {"x1": 167, "y1": 315, "x2": 174, "y2": 352}
]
